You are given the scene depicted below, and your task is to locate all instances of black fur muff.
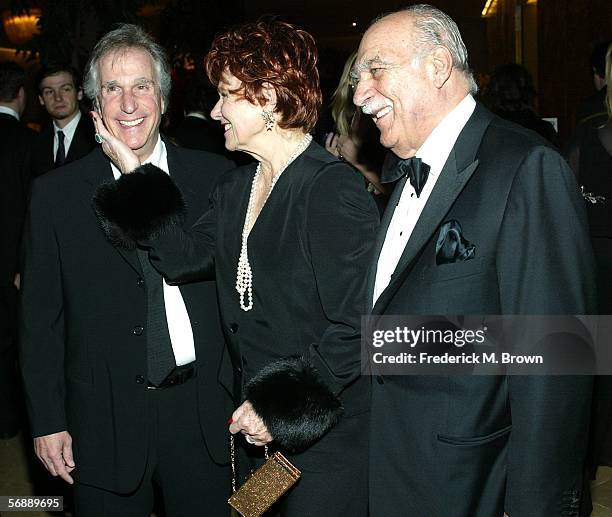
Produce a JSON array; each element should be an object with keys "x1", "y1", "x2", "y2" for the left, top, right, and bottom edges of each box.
[
  {"x1": 245, "y1": 357, "x2": 343, "y2": 453},
  {"x1": 93, "y1": 164, "x2": 186, "y2": 249}
]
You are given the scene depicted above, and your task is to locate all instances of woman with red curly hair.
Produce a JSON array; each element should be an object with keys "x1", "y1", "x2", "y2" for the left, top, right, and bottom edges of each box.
[{"x1": 93, "y1": 19, "x2": 378, "y2": 515}]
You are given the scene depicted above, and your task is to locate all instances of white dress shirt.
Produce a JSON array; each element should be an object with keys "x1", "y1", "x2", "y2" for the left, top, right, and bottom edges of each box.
[
  {"x1": 0, "y1": 105, "x2": 20, "y2": 120},
  {"x1": 111, "y1": 137, "x2": 196, "y2": 366},
  {"x1": 53, "y1": 110, "x2": 81, "y2": 161},
  {"x1": 373, "y1": 94, "x2": 477, "y2": 306},
  {"x1": 185, "y1": 111, "x2": 208, "y2": 120}
]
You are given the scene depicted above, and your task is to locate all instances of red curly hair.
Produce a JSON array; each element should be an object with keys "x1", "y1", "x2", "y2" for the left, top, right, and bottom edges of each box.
[{"x1": 204, "y1": 19, "x2": 322, "y2": 133}]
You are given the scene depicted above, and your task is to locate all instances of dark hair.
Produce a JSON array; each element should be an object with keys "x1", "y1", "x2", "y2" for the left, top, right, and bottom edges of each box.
[
  {"x1": 483, "y1": 63, "x2": 536, "y2": 113},
  {"x1": 36, "y1": 64, "x2": 80, "y2": 92},
  {"x1": 0, "y1": 61, "x2": 26, "y2": 102},
  {"x1": 204, "y1": 19, "x2": 322, "y2": 133},
  {"x1": 183, "y1": 75, "x2": 218, "y2": 114},
  {"x1": 591, "y1": 39, "x2": 612, "y2": 79}
]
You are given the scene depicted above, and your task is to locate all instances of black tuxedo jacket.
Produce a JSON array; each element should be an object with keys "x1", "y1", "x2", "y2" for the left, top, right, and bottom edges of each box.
[
  {"x1": 20, "y1": 144, "x2": 234, "y2": 492},
  {"x1": 368, "y1": 103, "x2": 597, "y2": 517},
  {"x1": 29, "y1": 112, "x2": 96, "y2": 178},
  {"x1": 0, "y1": 113, "x2": 34, "y2": 331}
]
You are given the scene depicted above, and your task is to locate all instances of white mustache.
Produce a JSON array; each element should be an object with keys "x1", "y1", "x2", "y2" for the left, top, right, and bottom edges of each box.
[{"x1": 361, "y1": 100, "x2": 392, "y2": 116}]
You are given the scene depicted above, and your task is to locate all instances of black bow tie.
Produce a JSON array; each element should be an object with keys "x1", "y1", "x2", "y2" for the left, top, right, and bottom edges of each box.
[{"x1": 381, "y1": 155, "x2": 431, "y2": 197}]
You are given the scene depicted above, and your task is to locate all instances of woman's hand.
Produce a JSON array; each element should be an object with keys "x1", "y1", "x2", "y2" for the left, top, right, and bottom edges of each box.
[
  {"x1": 335, "y1": 134, "x2": 360, "y2": 164},
  {"x1": 229, "y1": 400, "x2": 273, "y2": 447},
  {"x1": 325, "y1": 132, "x2": 360, "y2": 165},
  {"x1": 325, "y1": 132, "x2": 386, "y2": 194},
  {"x1": 325, "y1": 132, "x2": 342, "y2": 159},
  {"x1": 91, "y1": 111, "x2": 141, "y2": 174}
]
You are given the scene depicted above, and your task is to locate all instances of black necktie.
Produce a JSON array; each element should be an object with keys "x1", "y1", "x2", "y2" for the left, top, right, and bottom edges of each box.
[
  {"x1": 137, "y1": 249, "x2": 176, "y2": 386},
  {"x1": 381, "y1": 155, "x2": 431, "y2": 197},
  {"x1": 55, "y1": 130, "x2": 66, "y2": 168}
]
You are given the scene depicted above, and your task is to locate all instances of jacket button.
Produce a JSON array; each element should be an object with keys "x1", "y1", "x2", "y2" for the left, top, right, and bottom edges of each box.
[
  {"x1": 376, "y1": 376, "x2": 384, "y2": 385},
  {"x1": 136, "y1": 277, "x2": 144, "y2": 288},
  {"x1": 229, "y1": 323, "x2": 239, "y2": 334},
  {"x1": 133, "y1": 325, "x2": 144, "y2": 336},
  {"x1": 135, "y1": 375, "x2": 145, "y2": 384}
]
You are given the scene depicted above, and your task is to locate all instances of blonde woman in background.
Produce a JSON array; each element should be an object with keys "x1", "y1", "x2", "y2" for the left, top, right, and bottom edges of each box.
[{"x1": 325, "y1": 51, "x2": 388, "y2": 211}]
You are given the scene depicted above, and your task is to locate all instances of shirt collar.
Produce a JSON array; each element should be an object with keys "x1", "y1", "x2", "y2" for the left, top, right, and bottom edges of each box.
[
  {"x1": 0, "y1": 105, "x2": 20, "y2": 120},
  {"x1": 143, "y1": 135, "x2": 164, "y2": 166},
  {"x1": 110, "y1": 136, "x2": 166, "y2": 180},
  {"x1": 416, "y1": 94, "x2": 476, "y2": 177},
  {"x1": 186, "y1": 112, "x2": 208, "y2": 121},
  {"x1": 54, "y1": 110, "x2": 81, "y2": 138}
]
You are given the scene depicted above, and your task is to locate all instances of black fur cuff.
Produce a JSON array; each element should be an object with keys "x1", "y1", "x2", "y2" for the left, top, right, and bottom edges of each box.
[
  {"x1": 245, "y1": 357, "x2": 343, "y2": 453},
  {"x1": 93, "y1": 164, "x2": 186, "y2": 249}
]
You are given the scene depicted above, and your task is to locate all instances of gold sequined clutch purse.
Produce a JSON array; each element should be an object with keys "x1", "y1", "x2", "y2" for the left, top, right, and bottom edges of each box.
[{"x1": 228, "y1": 435, "x2": 301, "y2": 517}]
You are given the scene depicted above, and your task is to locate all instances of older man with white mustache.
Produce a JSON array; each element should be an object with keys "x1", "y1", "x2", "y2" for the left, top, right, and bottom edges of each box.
[
  {"x1": 353, "y1": 4, "x2": 596, "y2": 517},
  {"x1": 20, "y1": 24, "x2": 235, "y2": 517}
]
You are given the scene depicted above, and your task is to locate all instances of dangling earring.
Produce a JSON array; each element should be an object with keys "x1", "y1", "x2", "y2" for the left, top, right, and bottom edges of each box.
[{"x1": 261, "y1": 109, "x2": 275, "y2": 131}]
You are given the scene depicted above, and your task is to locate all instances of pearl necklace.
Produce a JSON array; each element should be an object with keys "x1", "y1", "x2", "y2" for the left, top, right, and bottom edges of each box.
[{"x1": 236, "y1": 134, "x2": 313, "y2": 311}]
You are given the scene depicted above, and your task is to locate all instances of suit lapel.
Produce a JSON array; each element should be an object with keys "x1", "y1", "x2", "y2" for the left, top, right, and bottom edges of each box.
[
  {"x1": 66, "y1": 114, "x2": 93, "y2": 163},
  {"x1": 366, "y1": 175, "x2": 408, "y2": 309},
  {"x1": 165, "y1": 141, "x2": 202, "y2": 220},
  {"x1": 65, "y1": 118, "x2": 80, "y2": 163},
  {"x1": 166, "y1": 142, "x2": 192, "y2": 198},
  {"x1": 83, "y1": 149, "x2": 143, "y2": 275},
  {"x1": 43, "y1": 127, "x2": 55, "y2": 171},
  {"x1": 371, "y1": 102, "x2": 494, "y2": 315},
  {"x1": 373, "y1": 156, "x2": 479, "y2": 313}
]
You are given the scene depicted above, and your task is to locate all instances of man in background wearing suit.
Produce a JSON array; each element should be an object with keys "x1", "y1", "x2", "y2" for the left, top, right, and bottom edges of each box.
[
  {"x1": 575, "y1": 39, "x2": 610, "y2": 127},
  {"x1": 352, "y1": 5, "x2": 596, "y2": 516},
  {"x1": 165, "y1": 74, "x2": 247, "y2": 165},
  {"x1": 0, "y1": 61, "x2": 35, "y2": 440},
  {"x1": 20, "y1": 24, "x2": 234, "y2": 516},
  {"x1": 30, "y1": 65, "x2": 96, "y2": 177},
  {"x1": 165, "y1": 75, "x2": 226, "y2": 154}
]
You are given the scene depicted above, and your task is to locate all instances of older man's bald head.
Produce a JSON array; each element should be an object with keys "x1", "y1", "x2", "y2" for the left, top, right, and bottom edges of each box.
[
  {"x1": 368, "y1": 5, "x2": 477, "y2": 94},
  {"x1": 352, "y1": 4, "x2": 476, "y2": 157}
]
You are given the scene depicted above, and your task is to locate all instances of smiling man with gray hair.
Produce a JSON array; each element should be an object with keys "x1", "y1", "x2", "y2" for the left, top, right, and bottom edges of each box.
[
  {"x1": 20, "y1": 24, "x2": 234, "y2": 516},
  {"x1": 353, "y1": 5, "x2": 596, "y2": 516}
]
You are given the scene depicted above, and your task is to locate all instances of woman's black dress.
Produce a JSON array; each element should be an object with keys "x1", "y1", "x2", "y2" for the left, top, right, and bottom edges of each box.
[{"x1": 95, "y1": 141, "x2": 380, "y2": 515}]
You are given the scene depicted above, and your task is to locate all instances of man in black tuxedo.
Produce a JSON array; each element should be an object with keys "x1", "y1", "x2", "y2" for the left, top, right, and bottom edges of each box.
[
  {"x1": 30, "y1": 65, "x2": 96, "y2": 177},
  {"x1": 165, "y1": 75, "x2": 248, "y2": 165},
  {"x1": 352, "y1": 5, "x2": 596, "y2": 516},
  {"x1": 20, "y1": 24, "x2": 234, "y2": 516},
  {"x1": 0, "y1": 61, "x2": 35, "y2": 439},
  {"x1": 165, "y1": 75, "x2": 226, "y2": 154}
]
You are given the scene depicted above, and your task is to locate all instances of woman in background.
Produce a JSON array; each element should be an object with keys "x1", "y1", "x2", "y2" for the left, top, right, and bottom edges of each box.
[{"x1": 325, "y1": 51, "x2": 388, "y2": 212}]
